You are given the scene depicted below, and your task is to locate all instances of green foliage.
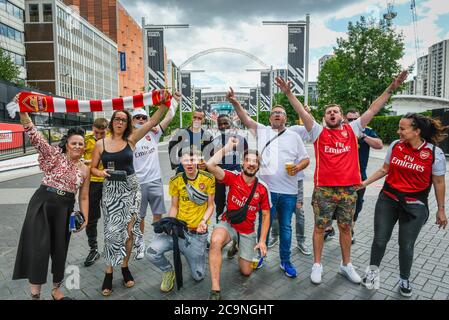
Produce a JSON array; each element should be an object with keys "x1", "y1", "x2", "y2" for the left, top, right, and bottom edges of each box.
[
  {"x1": 368, "y1": 115, "x2": 402, "y2": 144},
  {"x1": 317, "y1": 16, "x2": 405, "y2": 116},
  {"x1": 0, "y1": 48, "x2": 21, "y2": 84}
]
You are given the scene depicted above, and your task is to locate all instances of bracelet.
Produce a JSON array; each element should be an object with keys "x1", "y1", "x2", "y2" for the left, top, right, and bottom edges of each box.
[{"x1": 20, "y1": 119, "x2": 32, "y2": 125}]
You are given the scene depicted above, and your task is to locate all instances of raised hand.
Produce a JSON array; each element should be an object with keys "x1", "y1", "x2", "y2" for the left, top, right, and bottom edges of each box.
[
  {"x1": 389, "y1": 70, "x2": 408, "y2": 92},
  {"x1": 225, "y1": 136, "x2": 239, "y2": 151},
  {"x1": 275, "y1": 76, "x2": 293, "y2": 94},
  {"x1": 173, "y1": 91, "x2": 182, "y2": 103},
  {"x1": 226, "y1": 87, "x2": 239, "y2": 105}
]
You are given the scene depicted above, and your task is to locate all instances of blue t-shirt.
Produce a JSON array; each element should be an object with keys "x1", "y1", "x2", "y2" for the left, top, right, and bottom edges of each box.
[{"x1": 358, "y1": 127, "x2": 379, "y2": 180}]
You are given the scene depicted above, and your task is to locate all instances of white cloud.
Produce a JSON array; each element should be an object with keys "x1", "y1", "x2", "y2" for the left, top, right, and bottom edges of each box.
[{"x1": 128, "y1": 0, "x2": 449, "y2": 88}]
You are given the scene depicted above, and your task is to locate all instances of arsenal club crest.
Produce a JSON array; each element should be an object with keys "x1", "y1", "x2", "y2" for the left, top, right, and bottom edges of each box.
[
  {"x1": 199, "y1": 183, "x2": 205, "y2": 190},
  {"x1": 341, "y1": 131, "x2": 348, "y2": 138},
  {"x1": 420, "y1": 150, "x2": 430, "y2": 160},
  {"x1": 254, "y1": 192, "x2": 260, "y2": 199},
  {"x1": 145, "y1": 135, "x2": 151, "y2": 141},
  {"x1": 21, "y1": 93, "x2": 49, "y2": 113}
]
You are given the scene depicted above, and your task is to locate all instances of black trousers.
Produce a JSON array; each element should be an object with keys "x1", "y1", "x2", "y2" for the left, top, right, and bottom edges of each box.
[
  {"x1": 214, "y1": 182, "x2": 226, "y2": 223},
  {"x1": 13, "y1": 186, "x2": 74, "y2": 284},
  {"x1": 370, "y1": 192, "x2": 427, "y2": 280},
  {"x1": 86, "y1": 181, "x2": 103, "y2": 250}
]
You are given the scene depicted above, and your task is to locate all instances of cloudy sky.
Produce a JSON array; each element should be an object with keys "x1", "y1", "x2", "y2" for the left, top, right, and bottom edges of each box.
[{"x1": 121, "y1": 0, "x2": 449, "y2": 92}]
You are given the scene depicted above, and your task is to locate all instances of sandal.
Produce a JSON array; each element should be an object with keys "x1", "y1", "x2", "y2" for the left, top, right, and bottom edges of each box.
[
  {"x1": 51, "y1": 282, "x2": 73, "y2": 300},
  {"x1": 121, "y1": 266, "x2": 135, "y2": 288},
  {"x1": 101, "y1": 272, "x2": 113, "y2": 296}
]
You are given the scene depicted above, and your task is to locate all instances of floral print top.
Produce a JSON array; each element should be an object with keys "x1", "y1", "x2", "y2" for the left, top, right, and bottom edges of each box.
[{"x1": 25, "y1": 125, "x2": 85, "y2": 193}]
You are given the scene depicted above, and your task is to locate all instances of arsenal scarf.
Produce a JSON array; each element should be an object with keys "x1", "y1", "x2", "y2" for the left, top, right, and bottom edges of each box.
[{"x1": 6, "y1": 90, "x2": 176, "y2": 118}]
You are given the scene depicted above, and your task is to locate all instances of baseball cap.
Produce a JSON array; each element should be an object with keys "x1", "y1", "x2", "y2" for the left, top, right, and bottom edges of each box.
[{"x1": 132, "y1": 108, "x2": 147, "y2": 118}]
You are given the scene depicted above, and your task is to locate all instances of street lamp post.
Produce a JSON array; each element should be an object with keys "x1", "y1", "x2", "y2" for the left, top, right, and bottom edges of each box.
[
  {"x1": 262, "y1": 16, "x2": 310, "y2": 105},
  {"x1": 177, "y1": 69, "x2": 205, "y2": 128}
]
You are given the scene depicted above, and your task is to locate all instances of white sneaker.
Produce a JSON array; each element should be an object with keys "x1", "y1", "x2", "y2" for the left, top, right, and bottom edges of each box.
[
  {"x1": 339, "y1": 262, "x2": 361, "y2": 284},
  {"x1": 311, "y1": 263, "x2": 323, "y2": 285},
  {"x1": 136, "y1": 243, "x2": 145, "y2": 260},
  {"x1": 361, "y1": 268, "x2": 380, "y2": 290}
]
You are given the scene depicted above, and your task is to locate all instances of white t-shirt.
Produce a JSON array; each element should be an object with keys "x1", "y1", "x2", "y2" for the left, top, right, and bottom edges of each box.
[
  {"x1": 133, "y1": 125, "x2": 163, "y2": 184},
  {"x1": 256, "y1": 123, "x2": 309, "y2": 195},
  {"x1": 288, "y1": 125, "x2": 311, "y2": 142},
  {"x1": 308, "y1": 118, "x2": 364, "y2": 143}
]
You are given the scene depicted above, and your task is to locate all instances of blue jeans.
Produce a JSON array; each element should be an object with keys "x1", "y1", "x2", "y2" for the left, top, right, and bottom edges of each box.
[{"x1": 258, "y1": 192, "x2": 297, "y2": 264}]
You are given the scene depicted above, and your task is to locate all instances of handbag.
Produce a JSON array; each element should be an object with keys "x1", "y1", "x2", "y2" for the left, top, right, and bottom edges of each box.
[
  {"x1": 182, "y1": 173, "x2": 208, "y2": 205},
  {"x1": 226, "y1": 178, "x2": 258, "y2": 225},
  {"x1": 107, "y1": 170, "x2": 128, "y2": 182}
]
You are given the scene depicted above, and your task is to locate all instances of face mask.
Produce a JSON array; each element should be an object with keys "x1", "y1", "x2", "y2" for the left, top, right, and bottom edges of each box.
[
  {"x1": 192, "y1": 120, "x2": 202, "y2": 129},
  {"x1": 134, "y1": 123, "x2": 142, "y2": 129}
]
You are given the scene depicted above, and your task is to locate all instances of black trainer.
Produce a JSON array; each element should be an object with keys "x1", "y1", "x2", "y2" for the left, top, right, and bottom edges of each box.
[
  {"x1": 84, "y1": 249, "x2": 100, "y2": 267},
  {"x1": 398, "y1": 278, "x2": 412, "y2": 297}
]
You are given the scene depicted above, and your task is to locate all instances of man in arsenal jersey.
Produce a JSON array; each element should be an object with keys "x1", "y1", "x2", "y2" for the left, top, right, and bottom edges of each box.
[
  {"x1": 206, "y1": 137, "x2": 271, "y2": 300},
  {"x1": 276, "y1": 70, "x2": 408, "y2": 285}
]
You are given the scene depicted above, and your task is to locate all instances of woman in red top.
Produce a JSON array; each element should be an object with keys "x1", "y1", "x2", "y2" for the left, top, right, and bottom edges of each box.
[
  {"x1": 12, "y1": 112, "x2": 90, "y2": 300},
  {"x1": 360, "y1": 113, "x2": 448, "y2": 297}
]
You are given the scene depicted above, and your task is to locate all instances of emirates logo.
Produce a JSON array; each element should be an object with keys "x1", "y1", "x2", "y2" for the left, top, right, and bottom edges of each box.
[{"x1": 420, "y1": 150, "x2": 430, "y2": 160}]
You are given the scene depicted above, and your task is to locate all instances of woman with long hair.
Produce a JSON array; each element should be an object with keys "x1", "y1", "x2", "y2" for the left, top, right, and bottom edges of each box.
[
  {"x1": 13, "y1": 112, "x2": 90, "y2": 300},
  {"x1": 90, "y1": 90, "x2": 174, "y2": 296},
  {"x1": 360, "y1": 112, "x2": 448, "y2": 297}
]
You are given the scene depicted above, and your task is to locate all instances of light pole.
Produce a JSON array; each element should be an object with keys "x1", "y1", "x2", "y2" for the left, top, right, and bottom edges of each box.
[
  {"x1": 262, "y1": 15, "x2": 310, "y2": 105},
  {"x1": 142, "y1": 20, "x2": 189, "y2": 93},
  {"x1": 247, "y1": 67, "x2": 273, "y2": 120},
  {"x1": 177, "y1": 69, "x2": 205, "y2": 128}
]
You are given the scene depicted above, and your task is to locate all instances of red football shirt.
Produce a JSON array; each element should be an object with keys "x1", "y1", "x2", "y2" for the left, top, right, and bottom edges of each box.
[
  {"x1": 385, "y1": 140, "x2": 435, "y2": 194},
  {"x1": 219, "y1": 170, "x2": 271, "y2": 234},
  {"x1": 313, "y1": 123, "x2": 361, "y2": 186}
]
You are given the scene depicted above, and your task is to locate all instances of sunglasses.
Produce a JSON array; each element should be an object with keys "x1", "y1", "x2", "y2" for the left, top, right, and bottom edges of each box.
[
  {"x1": 270, "y1": 111, "x2": 286, "y2": 116},
  {"x1": 113, "y1": 117, "x2": 128, "y2": 123},
  {"x1": 346, "y1": 118, "x2": 358, "y2": 122},
  {"x1": 134, "y1": 115, "x2": 148, "y2": 120}
]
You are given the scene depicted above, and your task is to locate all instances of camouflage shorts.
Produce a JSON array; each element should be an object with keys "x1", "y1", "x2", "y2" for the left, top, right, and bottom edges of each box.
[{"x1": 311, "y1": 186, "x2": 358, "y2": 228}]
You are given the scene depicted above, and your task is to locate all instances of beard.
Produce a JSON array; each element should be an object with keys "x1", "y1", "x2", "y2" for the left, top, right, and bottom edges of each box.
[
  {"x1": 325, "y1": 119, "x2": 341, "y2": 129},
  {"x1": 243, "y1": 168, "x2": 258, "y2": 177}
]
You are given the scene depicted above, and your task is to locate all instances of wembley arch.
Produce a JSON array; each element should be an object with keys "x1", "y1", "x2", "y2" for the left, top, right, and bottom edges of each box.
[{"x1": 179, "y1": 47, "x2": 269, "y2": 69}]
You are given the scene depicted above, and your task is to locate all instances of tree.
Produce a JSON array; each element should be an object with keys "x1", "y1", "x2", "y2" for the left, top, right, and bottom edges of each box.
[
  {"x1": 317, "y1": 17, "x2": 405, "y2": 115},
  {"x1": 0, "y1": 48, "x2": 21, "y2": 83}
]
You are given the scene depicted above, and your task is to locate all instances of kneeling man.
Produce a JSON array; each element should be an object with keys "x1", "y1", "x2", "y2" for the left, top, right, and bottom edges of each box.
[{"x1": 207, "y1": 137, "x2": 271, "y2": 300}]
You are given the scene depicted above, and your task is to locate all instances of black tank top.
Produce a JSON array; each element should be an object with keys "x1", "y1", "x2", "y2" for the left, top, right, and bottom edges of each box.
[{"x1": 101, "y1": 139, "x2": 135, "y2": 175}]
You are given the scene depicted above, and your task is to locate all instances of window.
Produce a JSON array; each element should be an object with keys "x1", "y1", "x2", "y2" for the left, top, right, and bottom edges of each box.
[
  {"x1": 29, "y1": 3, "x2": 39, "y2": 22},
  {"x1": 6, "y1": 1, "x2": 12, "y2": 14},
  {"x1": 43, "y1": 3, "x2": 52, "y2": 22},
  {"x1": 0, "y1": 0, "x2": 6, "y2": 11}
]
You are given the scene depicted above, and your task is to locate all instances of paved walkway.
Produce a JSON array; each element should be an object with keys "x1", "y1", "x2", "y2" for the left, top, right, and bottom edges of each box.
[{"x1": 1, "y1": 144, "x2": 449, "y2": 300}]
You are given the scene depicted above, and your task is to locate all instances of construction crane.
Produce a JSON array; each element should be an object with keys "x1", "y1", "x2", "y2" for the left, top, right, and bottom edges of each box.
[{"x1": 410, "y1": 0, "x2": 421, "y2": 60}]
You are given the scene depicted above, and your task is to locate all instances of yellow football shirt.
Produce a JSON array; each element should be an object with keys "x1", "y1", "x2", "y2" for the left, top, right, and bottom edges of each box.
[
  {"x1": 83, "y1": 132, "x2": 110, "y2": 183},
  {"x1": 169, "y1": 170, "x2": 215, "y2": 229}
]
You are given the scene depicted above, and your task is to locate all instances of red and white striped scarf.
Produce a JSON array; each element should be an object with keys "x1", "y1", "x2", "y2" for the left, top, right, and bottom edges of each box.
[{"x1": 6, "y1": 90, "x2": 175, "y2": 118}]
